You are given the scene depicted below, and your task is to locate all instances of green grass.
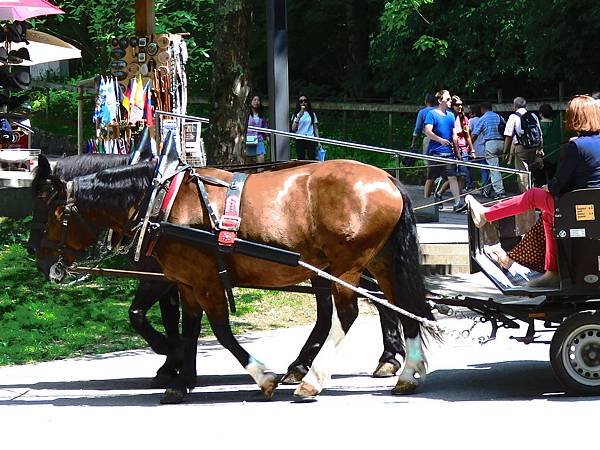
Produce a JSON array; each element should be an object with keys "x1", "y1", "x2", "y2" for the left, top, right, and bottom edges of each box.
[{"x1": 0, "y1": 217, "x2": 311, "y2": 366}]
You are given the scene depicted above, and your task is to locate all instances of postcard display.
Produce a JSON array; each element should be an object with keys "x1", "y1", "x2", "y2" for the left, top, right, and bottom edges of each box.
[{"x1": 91, "y1": 33, "x2": 204, "y2": 165}]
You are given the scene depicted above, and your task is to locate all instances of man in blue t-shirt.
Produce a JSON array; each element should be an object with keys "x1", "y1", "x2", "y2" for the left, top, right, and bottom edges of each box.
[{"x1": 423, "y1": 89, "x2": 464, "y2": 212}]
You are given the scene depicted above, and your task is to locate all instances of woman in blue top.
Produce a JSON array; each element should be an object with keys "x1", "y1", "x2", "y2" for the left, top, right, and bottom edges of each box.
[{"x1": 291, "y1": 95, "x2": 319, "y2": 160}]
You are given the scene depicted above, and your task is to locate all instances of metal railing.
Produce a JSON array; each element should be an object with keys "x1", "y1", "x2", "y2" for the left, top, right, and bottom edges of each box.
[{"x1": 154, "y1": 110, "x2": 532, "y2": 194}]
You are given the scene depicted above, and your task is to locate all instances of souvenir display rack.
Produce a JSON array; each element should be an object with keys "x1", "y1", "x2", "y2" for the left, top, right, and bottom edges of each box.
[{"x1": 88, "y1": 31, "x2": 204, "y2": 164}]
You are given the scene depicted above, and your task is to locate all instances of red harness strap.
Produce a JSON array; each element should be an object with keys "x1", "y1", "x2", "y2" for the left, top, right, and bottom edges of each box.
[
  {"x1": 217, "y1": 172, "x2": 249, "y2": 247},
  {"x1": 145, "y1": 170, "x2": 186, "y2": 257}
]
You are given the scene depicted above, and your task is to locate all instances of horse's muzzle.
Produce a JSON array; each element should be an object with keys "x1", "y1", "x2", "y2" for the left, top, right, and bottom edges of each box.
[
  {"x1": 36, "y1": 258, "x2": 66, "y2": 283},
  {"x1": 48, "y1": 260, "x2": 67, "y2": 283}
]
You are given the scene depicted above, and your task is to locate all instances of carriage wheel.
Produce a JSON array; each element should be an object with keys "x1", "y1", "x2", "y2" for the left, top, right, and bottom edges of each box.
[{"x1": 550, "y1": 311, "x2": 600, "y2": 395}]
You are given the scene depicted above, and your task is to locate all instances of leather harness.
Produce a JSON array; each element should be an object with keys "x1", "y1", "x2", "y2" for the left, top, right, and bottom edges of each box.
[
  {"x1": 142, "y1": 165, "x2": 249, "y2": 314},
  {"x1": 191, "y1": 171, "x2": 249, "y2": 313}
]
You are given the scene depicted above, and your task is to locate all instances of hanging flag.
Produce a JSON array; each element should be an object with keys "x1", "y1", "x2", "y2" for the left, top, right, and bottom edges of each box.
[
  {"x1": 122, "y1": 77, "x2": 134, "y2": 113},
  {"x1": 143, "y1": 80, "x2": 154, "y2": 127},
  {"x1": 129, "y1": 75, "x2": 145, "y2": 124}
]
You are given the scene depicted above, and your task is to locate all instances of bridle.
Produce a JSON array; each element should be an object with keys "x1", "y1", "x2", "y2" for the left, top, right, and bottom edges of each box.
[{"x1": 33, "y1": 181, "x2": 98, "y2": 281}]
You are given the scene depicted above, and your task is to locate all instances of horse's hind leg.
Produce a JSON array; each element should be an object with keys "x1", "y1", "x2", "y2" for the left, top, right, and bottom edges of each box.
[
  {"x1": 360, "y1": 275, "x2": 404, "y2": 377},
  {"x1": 294, "y1": 271, "x2": 360, "y2": 400},
  {"x1": 281, "y1": 275, "x2": 333, "y2": 384},
  {"x1": 368, "y1": 258, "x2": 433, "y2": 395},
  {"x1": 372, "y1": 302, "x2": 403, "y2": 377}
]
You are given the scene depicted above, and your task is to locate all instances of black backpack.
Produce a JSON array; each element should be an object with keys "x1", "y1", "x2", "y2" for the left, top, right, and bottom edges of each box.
[
  {"x1": 497, "y1": 114, "x2": 506, "y2": 135},
  {"x1": 514, "y1": 111, "x2": 542, "y2": 148}
]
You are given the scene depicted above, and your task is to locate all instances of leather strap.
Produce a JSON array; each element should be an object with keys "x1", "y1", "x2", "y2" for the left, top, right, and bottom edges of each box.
[{"x1": 218, "y1": 172, "x2": 249, "y2": 246}]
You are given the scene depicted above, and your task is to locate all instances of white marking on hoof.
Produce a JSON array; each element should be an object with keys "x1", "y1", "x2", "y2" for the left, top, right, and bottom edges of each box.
[
  {"x1": 299, "y1": 299, "x2": 346, "y2": 394},
  {"x1": 293, "y1": 380, "x2": 320, "y2": 401},
  {"x1": 394, "y1": 336, "x2": 427, "y2": 394},
  {"x1": 246, "y1": 357, "x2": 277, "y2": 397}
]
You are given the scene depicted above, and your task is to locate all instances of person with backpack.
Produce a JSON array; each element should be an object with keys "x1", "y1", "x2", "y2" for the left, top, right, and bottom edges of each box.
[
  {"x1": 503, "y1": 97, "x2": 545, "y2": 191},
  {"x1": 471, "y1": 102, "x2": 506, "y2": 198}
]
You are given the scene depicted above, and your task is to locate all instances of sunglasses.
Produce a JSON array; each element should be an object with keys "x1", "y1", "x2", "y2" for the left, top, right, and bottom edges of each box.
[{"x1": 299, "y1": 98, "x2": 308, "y2": 103}]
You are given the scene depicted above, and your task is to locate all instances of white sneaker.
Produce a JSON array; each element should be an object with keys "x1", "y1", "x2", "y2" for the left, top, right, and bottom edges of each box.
[{"x1": 465, "y1": 194, "x2": 488, "y2": 228}]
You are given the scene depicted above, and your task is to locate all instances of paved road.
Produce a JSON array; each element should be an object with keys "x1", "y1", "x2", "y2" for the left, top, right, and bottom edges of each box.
[{"x1": 1, "y1": 312, "x2": 598, "y2": 449}]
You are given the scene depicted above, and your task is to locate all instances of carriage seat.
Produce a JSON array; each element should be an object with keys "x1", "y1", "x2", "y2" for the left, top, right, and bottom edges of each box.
[
  {"x1": 554, "y1": 188, "x2": 600, "y2": 291},
  {"x1": 554, "y1": 188, "x2": 600, "y2": 240}
]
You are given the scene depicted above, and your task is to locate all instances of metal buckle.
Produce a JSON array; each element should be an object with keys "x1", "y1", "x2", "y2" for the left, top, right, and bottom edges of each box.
[
  {"x1": 217, "y1": 230, "x2": 236, "y2": 247},
  {"x1": 219, "y1": 214, "x2": 241, "y2": 231}
]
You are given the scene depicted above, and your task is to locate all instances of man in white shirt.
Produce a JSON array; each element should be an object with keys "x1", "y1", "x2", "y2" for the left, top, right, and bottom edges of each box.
[{"x1": 503, "y1": 97, "x2": 544, "y2": 192}]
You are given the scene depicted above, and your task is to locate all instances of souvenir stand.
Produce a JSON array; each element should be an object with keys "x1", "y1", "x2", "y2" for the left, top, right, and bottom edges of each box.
[{"x1": 91, "y1": 29, "x2": 204, "y2": 166}]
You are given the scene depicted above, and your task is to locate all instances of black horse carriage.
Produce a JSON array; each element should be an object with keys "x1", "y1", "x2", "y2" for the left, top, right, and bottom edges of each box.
[{"x1": 433, "y1": 188, "x2": 600, "y2": 395}]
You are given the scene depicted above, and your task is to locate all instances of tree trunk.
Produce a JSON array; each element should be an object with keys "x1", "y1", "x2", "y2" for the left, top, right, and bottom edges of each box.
[
  {"x1": 344, "y1": 0, "x2": 373, "y2": 98},
  {"x1": 205, "y1": 0, "x2": 251, "y2": 165}
]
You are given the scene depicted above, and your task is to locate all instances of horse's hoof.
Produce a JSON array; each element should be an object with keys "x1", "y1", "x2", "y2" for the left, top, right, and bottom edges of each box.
[
  {"x1": 372, "y1": 361, "x2": 400, "y2": 378},
  {"x1": 151, "y1": 373, "x2": 176, "y2": 389},
  {"x1": 391, "y1": 380, "x2": 418, "y2": 396},
  {"x1": 160, "y1": 388, "x2": 186, "y2": 404},
  {"x1": 259, "y1": 372, "x2": 278, "y2": 399},
  {"x1": 280, "y1": 367, "x2": 307, "y2": 385},
  {"x1": 293, "y1": 381, "x2": 319, "y2": 401}
]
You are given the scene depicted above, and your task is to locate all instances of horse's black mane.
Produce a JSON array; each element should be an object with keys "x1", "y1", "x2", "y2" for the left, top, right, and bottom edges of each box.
[
  {"x1": 73, "y1": 160, "x2": 157, "y2": 211},
  {"x1": 53, "y1": 154, "x2": 130, "y2": 181}
]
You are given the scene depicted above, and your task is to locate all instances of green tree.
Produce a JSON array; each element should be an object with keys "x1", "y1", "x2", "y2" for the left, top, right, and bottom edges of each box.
[{"x1": 370, "y1": 0, "x2": 600, "y2": 101}]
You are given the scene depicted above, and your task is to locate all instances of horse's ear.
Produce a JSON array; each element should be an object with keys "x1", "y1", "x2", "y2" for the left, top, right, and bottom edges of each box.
[
  {"x1": 129, "y1": 127, "x2": 154, "y2": 163},
  {"x1": 37, "y1": 154, "x2": 51, "y2": 178}
]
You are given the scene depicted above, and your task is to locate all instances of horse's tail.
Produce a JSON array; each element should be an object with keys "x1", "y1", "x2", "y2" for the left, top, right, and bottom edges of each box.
[{"x1": 390, "y1": 178, "x2": 443, "y2": 342}]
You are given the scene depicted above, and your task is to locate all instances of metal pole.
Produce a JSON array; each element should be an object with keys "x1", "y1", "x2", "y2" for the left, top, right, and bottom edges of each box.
[
  {"x1": 77, "y1": 86, "x2": 83, "y2": 155},
  {"x1": 266, "y1": 0, "x2": 290, "y2": 161}
]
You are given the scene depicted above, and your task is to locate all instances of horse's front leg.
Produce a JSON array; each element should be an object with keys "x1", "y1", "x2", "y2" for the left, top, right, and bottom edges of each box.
[
  {"x1": 153, "y1": 284, "x2": 185, "y2": 387},
  {"x1": 281, "y1": 275, "x2": 333, "y2": 384},
  {"x1": 128, "y1": 280, "x2": 182, "y2": 388},
  {"x1": 208, "y1": 313, "x2": 278, "y2": 399},
  {"x1": 161, "y1": 305, "x2": 202, "y2": 404}
]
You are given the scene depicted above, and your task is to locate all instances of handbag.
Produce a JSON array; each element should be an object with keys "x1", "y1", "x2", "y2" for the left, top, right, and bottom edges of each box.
[
  {"x1": 316, "y1": 144, "x2": 326, "y2": 162},
  {"x1": 246, "y1": 134, "x2": 259, "y2": 146}
]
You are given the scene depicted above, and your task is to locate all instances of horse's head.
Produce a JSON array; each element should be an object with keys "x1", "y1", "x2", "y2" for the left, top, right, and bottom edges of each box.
[
  {"x1": 28, "y1": 154, "x2": 60, "y2": 256},
  {"x1": 31, "y1": 165, "x2": 99, "y2": 283}
]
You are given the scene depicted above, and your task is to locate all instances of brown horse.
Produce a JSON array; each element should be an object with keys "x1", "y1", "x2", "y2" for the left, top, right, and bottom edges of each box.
[{"x1": 34, "y1": 158, "x2": 439, "y2": 403}]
